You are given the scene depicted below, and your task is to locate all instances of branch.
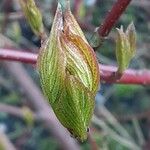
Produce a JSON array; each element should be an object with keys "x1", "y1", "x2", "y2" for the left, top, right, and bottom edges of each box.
[
  {"x1": 0, "y1": 48, "x2": 37, "y2": 64},
  {"x1": 0, "y1": 48, "x2": 150, "y2": 85},
  {"x1": 0, "y1": 103, "x2": 26, "y2": 119},
  {"x1": 0, "y1": 130, "x2": 16, "y2": 150},
  {"x1": 100, "y1": 65, "x2": 150, "y2": 85},
  {"x1": 117, "y1": 110, "x2": 150, "y2": 122},
  {"x1": 97, "y1": 0, "x2": 132, "y2": 37}
]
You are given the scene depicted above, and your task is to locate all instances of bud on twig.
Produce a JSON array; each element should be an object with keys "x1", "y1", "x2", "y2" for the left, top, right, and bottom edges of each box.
[
  {"x1": 116, "y1": 22, "x2": 136, "y2": 74},
  {"x1": 22, "y1": 106, "x2": 34, "y2": 126},
  {"x1": 37, "y1": 1, "x2": 100, "y2": 141},
  {"x1": 19, "y1": 0, "x2": 44, "y2": 37}
]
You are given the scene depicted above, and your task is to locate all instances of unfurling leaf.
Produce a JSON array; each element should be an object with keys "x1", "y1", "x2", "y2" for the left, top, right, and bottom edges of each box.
[
  {"x1": 37, "y1": 2, "x2": 100, "y2": 141},
  {"x1": 19, "y1": 0, "x2": 44, "y2": 36},
  {"x1": 126, "y1": 22, "x2": 136, "y2": 56},
  {"x1": 116, "y1": 23, "x2": 136, "y2": 74}
]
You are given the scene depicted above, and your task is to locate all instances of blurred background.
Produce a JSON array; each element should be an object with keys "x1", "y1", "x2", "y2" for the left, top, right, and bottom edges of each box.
[{"x1": 0, "y1": 0, "x2": 150, "y2": 150}]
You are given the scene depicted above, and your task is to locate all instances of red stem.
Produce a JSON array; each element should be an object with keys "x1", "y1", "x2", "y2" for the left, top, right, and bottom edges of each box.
[
  {"x1": 98, "y1": 0, "x2": 132, "y2": 37},
  {"x1": 0, "y1": 48, "x2": 150, "y2": 85},
  {"x1": 74, "y1": 0, "x2": 82, "y2": 18},
  {"x1": 100, "y1": 65, "x2": 150, "y2": 85},
  {"x1": 0, "y1": 48, "x2": 37, "y2": 64}
]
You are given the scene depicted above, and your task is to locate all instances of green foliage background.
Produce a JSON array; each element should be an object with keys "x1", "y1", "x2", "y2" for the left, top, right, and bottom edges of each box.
[{"x1": 0, "y1": 0, "x2": 150, "y2": 149}]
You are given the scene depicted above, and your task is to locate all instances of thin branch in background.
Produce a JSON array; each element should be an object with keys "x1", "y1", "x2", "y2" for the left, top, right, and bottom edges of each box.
[
  {"x1": 0, "y1": 48, "x2": 37, "y2": 64},
  {"x1": 0, "y1": 103, "x2": 46, "y2": 122},
  {"x1": 0, "y1": 130, "x2": 16, "y2": 150},
  {"x1": 0, "y1": 76, "x2": 12, "y2": 90},
  {"x1": 1, "y1": 48, "x2": 150, "y2": 85},
  {"x1": 0, "y1": 0, "x2": 12, "y2": 33},
  {"x1": 92, "y1": 115, "x2": 140, "y2": 150},
  {"x1": 4, "y1": 12, "x2": 24, "y2": 21},
  {"x1": 0, "y1": 103, "x2": 26, "y2": 119},
  {"x1": 117, "y1": 110, "x2": 150, "y2": 122},
  {"x1": 96, "y1": 105, "x2": 134, "y2": 142},
  {"x1": 97, "y1": 0, "x2": 132, "y2": 38},
  {"x1": 132, "y1": 118, "x2": 145, "y2": 146},
  {"x1": 0, "y1": 0, "x2": 148, "y2": 149}
]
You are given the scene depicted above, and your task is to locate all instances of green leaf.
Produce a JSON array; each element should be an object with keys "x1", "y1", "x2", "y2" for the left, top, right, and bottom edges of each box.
[
  {"x1": 37, "y1": 3, "x2": 66, "y2": 104},
  {"x1": 53, "y1": 74, "x2": 94, "y2": 141},
  {"x1": 115, "y1": 23, "x2": 136, "y2": 73},
  {"x1": 37, "y1": 2, "x2": 99, "y2": 141},
  {"x1": 126, "y1": 22, "x2": 136, "y2": 57},
  {"x1": 19, "y1": 0, "x2": 44, "y2": 36}
]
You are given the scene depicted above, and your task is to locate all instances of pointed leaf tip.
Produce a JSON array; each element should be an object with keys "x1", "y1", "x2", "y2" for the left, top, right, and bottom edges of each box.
[
  {"x1": 57, "y1": 2, "x2": 62, "y2": 11},
  {"x1": 115, "y1": 23, "x2": 136, "y2": 74},
  {"x1": 19, "y1": 0, "x2": 44, "y2": 36}
]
